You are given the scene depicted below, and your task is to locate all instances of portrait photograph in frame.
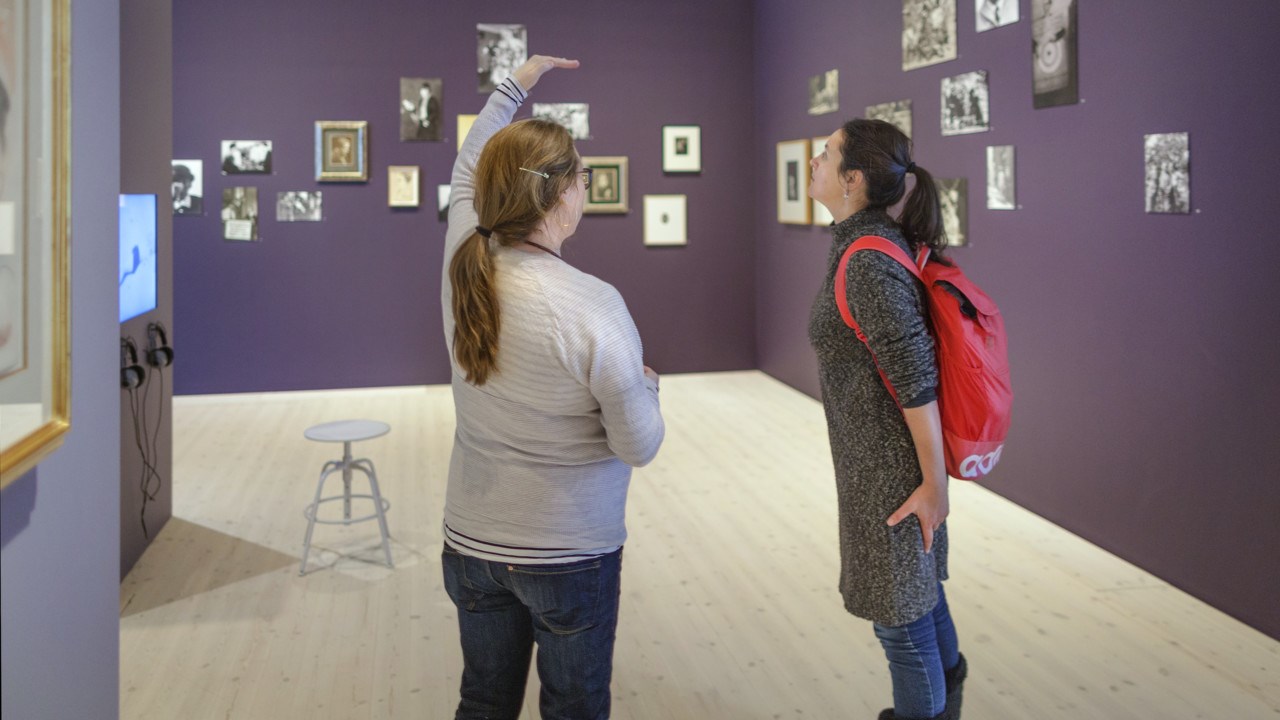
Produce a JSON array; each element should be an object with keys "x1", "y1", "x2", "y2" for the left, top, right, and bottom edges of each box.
[
  {"x1": 581, "y1": 156, "x2": 628, "y2": 214},
  {"x1": 643, "y1": 195, "x2": 687, "y2": 246},
  {"x1": 388, "y1": 165, "x2": 420, "y2": 208},
  {"x1": 315, "y1": 121, "x2": 369, "y2": 182},
  {"x1": 662, "y1": 125, "x2": 701, "y2": 173},
  {"x1": 776, "y1": 139, "x2": 812, "y2": 225},
  {"x1": 1, "y1": 0, "x2": 71, "y2": 487},
  {"x1": 810, "y1": 137, "x2": 835, "y2": 226}
]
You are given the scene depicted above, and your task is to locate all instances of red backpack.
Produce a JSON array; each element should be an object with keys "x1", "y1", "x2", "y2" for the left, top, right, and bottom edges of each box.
[{"x1": 835, "y1": 236, "x2": 1012, "y2": 480}]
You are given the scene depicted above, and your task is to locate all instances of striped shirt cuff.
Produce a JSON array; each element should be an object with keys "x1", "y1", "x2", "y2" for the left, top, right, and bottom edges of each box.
[{"x1": 495, "y1": 77, "x2": 527, "y2": 107}]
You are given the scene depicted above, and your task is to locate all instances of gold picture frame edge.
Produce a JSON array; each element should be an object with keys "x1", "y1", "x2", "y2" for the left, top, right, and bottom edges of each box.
[
  {"x1": 315, "y1": 120, "x2": 369, "y2": 182},
  {"x1": 581, "y1": 155, "x2": 629, "y2": 214}
]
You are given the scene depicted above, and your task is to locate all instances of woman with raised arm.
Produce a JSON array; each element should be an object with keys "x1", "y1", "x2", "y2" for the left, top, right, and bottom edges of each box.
[{"x1": 439, "y1": 55, "x2": 664, "y2": 720}]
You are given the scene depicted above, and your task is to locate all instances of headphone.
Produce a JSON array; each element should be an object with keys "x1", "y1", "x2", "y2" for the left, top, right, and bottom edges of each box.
[
  {"x1": 121, "y1": 337, "x2": 145, "y2": 389},
  {"x1": 146, "y1": 322, "x2": 174, "y2": 368}
]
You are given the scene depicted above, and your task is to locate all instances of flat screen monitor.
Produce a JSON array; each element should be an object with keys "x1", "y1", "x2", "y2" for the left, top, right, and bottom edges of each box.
[{"x1": 119, "y1": 193, "x2": 157, "y2": 324}]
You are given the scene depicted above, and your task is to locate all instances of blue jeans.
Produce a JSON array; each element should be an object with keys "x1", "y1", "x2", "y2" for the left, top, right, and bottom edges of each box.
[
  {"x1": 441, "y1": 545, "x2": 622, "y2": 720},
  {"x1": 871, "y1": 583, "x2": 960, "y2": 719}
]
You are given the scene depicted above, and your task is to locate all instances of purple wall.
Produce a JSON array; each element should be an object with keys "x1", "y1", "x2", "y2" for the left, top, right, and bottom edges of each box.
[
  {"x1": 172, "y1": 0, "x2": 756, "y2": 394},
  {"x1": 754, "y1": 0, "x2": 1280, "y2": 639}
]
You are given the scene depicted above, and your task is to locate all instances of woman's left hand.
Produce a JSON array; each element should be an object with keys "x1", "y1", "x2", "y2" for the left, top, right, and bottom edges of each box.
[{"x1": 887, "y1": 481, "x2": 950, "y2": 554}]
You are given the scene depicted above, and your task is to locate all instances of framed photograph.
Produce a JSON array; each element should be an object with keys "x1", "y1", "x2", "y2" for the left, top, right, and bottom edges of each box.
[
  {"x1": 1032, "y1": 0, "x2": 1079, "y2": 108},
  {"x1": 277, "y1": 191, "x2": 322, "y2": 222},
  {"x1": 388, "y1": 165, "x2": 420, "y2": 208},
  {"x1": 810, "y1": 138, "x2": 835, "y2": 226},
  {"x1": 937, "y1": 178, "x2": 969, "y2": 247},
  {"x1": 400, "y1": 77, "x2": 443, "y2": 142},
  {"x1": 171, "y1": 159, "x2": 204, "y2": 216},
  {"x1": 220, "y1": 140, "x2": 273, "y2": 174},
  {"x1": 581, "y1": 156, "x2": 629, "y2": 214},
  {"x1": 903, "y1": 0, "x2": 957, "y2": 71},
  {"x1": 532, "y1": 103, "x2": 590, "y2": 140},
  {"x1": 457, "y1": 114, "x2": 478, "y2": 152},
  {"x1": 643, "y1": 195, "x2": 687, "y2": 246},
  {"x1": 866, "y1": 99, "x2": 913, "y2": 139},
  {"x1": 986, "y1": 145, "x2": 1016, "y2": 210},
  {"x1": 437, "y1": 185, "x2": 452, "y2": 222},
  {"x1": 941, "y1": 71, "x2": 990, "y2": 136},
  {"x1": 222, "y1": 187, "x2": 259, "y2": 241},
  {"x1": 1, "y1": 0, "x2": 71, "y2": 487},
  {"x1": 976, "y1": 0, "x2": 1019, "y2": 31},
  {"x1": 808, "y1": 69, "x2": 839, "y2": 115},
  {"x1": 662, "y1": 125, "x2": 701, "y2": 173},
  {"x1": 1144, "y1": 133, "x2": 1190, "y2": 214},
  {"x1": 477, "y1": 23, "x2": 527, "y2": 93},
  {"x1": 315, "y1": 121, "x2": 368, "y2": 182},
  {"x1": 776, "y1": 139, "x2": 812, "y2": 225}
]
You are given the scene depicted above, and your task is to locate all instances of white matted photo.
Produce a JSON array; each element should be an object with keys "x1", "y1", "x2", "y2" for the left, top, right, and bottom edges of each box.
[
  {"x1": 811, "y1": 137, "x2": 835, "y2": 226},
  {"x1": 1032, "y1": 0, "x2": 1079, "y2": 108},
  {"x1": 532, "y1": 103, "x2": 590, "y2": 140},
  {"x1": 643, "y1": 195, "x2": 687, "y2": 246},
  {"x1": 1144, "y1": 132, "x2": 1190, "y2": 214},
  {"x1": 437, "y1": 185, "x2": 452, "y2": 222},
  {"x1": 808, "y1": 69, "x2": 838, "y2": 115},
  {"x1": 941, "y1": 70, "x2": 990, "y2": 136},
  {"x1": 777, "y1": 139, "x2": 812, "y2": 225},
  {"x1": 903, "y1": 0, "x2": 957, "y2": 71},
  {"x1": 171, "y1": 159, "x2": 203, "y2": 216},
  {"x1": 866, "y1": 99, "x2": 913, "y2": 139},
  {"x1": 477, "y1": 24, "x2": 527, "y2": 93},
  {"x1": 937, "y1": 178, "x2": 968, "y2": 247},
  {"x1": 221, "y1": 186, "x2": 259, "y2": 241},
  {"x1": 976, "y1": 0, "x2": 1018, "y2": 32},
  {"x1": 276, "y1": 191, "x2": 322, "y2": 222},
  {"x1": 221, "y1": 140, "x2": 272, "y2": 174},
  {"x1": 662, "y1": 125, "x2": 701, "y2": 173},
  {"x1": 400, "y1": 77, "x2": 443, "y2": 142},
  {"x1": 986, "y1": 145, "x2": 1016, "y2": 210},
  {"x1": 388, "y1": 165, "x2": 420, "y2": 208}
]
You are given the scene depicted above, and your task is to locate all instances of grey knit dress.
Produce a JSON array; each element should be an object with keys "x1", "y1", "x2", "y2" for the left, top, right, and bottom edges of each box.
[{"x1": 808, "y1": 208, "x2": 948, "y2": 628}]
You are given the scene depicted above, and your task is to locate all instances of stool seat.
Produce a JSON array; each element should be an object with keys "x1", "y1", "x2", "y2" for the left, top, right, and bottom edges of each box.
[{"x1": 304, "y1": 419, "x2": 390, "y2": 444}]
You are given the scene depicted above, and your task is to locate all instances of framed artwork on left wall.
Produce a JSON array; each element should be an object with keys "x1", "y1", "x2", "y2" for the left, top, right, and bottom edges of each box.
[
  {"x1": 776, "y1": 139, "x2": 811, "y2": 225},
  {"x1": 315, "y1": 121, "x2": 369, "y2": 181}
]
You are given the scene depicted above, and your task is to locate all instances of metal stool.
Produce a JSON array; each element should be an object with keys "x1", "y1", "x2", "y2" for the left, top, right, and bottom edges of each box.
[{"x1": 300, "y1": 419, "x2": 393, "y2": 575}]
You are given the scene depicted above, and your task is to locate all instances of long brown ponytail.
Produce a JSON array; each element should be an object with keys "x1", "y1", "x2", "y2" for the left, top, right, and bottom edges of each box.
[{"x1": 449, "y1": 119, "x2": 577, "y2": 385}]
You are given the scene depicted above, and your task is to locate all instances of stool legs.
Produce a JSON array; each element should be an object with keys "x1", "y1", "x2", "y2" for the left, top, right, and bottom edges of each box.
[
  {"x1": 300, "y1": 460, "x2": 342, "y2": 576},
  {"x1": 352, "y1": 458, "x2": 394, "y2": 569},
  {"x1": 300, "y1": 454, "x2": 393, "y2": 576}
]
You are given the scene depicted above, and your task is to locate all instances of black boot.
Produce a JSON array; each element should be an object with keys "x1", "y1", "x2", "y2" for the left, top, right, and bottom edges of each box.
[
  {"x1": 876, "y1": 705, "x2": 954, "y2": 720},
  {"x1": 944, "y1": 653, "x2": 968, "y2": 720}
]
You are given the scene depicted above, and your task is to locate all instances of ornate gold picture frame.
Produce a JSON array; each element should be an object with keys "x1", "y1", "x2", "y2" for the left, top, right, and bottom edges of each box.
[{"x1": 315, "y1": 120, "x2": 368, "y2": 182}]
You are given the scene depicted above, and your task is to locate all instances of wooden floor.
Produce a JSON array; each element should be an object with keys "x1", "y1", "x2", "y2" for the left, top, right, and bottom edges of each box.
[{"x1": 120, "y1": 371, "x2": 1280, "y2": 719}]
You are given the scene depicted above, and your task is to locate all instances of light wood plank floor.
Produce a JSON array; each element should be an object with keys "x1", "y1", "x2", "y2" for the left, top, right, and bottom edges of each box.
[{"x1": 120, "y1": 371, "x2": 1280, "y2": 719}]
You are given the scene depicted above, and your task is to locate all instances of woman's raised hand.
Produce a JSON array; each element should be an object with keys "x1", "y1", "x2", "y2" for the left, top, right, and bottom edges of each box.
[{"x1": 512, "y1": 55, "x2": 580, "y2": 91}]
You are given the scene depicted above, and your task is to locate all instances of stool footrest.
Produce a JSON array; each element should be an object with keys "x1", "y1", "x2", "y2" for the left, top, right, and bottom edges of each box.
[{"x1": 303, "y1": 495, "x2": 391, "y2": 526}]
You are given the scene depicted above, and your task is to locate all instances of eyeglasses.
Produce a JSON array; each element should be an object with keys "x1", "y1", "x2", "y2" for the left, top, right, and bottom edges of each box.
[{"x1": 578, "y1": 167, "x2": 594, "y2": 189}]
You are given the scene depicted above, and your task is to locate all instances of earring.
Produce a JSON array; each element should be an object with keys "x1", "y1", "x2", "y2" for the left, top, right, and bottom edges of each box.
[{"x1": 843, "y1": 189, "x2": 850, "y2": 200}]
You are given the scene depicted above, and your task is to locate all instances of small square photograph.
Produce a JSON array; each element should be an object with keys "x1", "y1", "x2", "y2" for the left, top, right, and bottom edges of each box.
[
  {"x1": 221, "y1": 186, "x2": 259, "y2": 241},
  {"x1": 277, "y1": 191, "x2": 322, "y2": 222},
  {"x1": 437, "y1": 185, "x2": 451, "y2": 222},
  {"x1": 582, "y1": 156, "x2": 629, "y2": 214},
  {"x1": 903, "y1": 0, "x2": 957, "y2": 71},
  {"x1": 477, "y1": 24, "x2": 527, "y2": 93},
  {"x1": 171, "y1": 159, "x2": 203, "y2": 216},
  {"x1": 986, "y1": 145, "x2": 1016, "y2": 210},
  {"x1": 315, "y1": 121, "x2": 368, "y2": 182},
  {"x1": 937, "y1": 178, "x2": 969, "y2": 247},
  {"x1": 866, "y1": 99, "x2": 913, "y2": 139},
  {"x1": 1032, "y1": 0, "x2": 1079, "y2": 108},
  {"x1": 532, "y1": 103, "x2": 590, "y2": 140},
  {"x1": 643, "y1": 195, "x2": 687, "y2": 246},
  {"x1": 976, "y1": 0, "x2": 1018, "y2": 32},
  {"x1": 388, "y1": 165, "x2": 420, "y2": 208},
  {"x1": 662, "y1": 125, "x2": 701, "y2": 173},
  {"x1": 220, "y1": 140, "x2": 272, "y2": 174},
  {"x1": 1144, "y1": 132, "x2": 1190, "y2": 214},
  {"x1": 941, "y1": 70, "x2": 990, "y2": 136},
  {"x1": 400, "y1": 77, "x2": 443, "y2": 142},
  {"x1": 808, "y1": 69, "x2": 839, "y2": 116}
]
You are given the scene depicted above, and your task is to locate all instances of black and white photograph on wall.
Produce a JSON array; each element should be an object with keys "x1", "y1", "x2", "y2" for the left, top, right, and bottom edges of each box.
[
  {"x1": 937, "y1": 178, "x2": 968, "y2": 247},
  {"x1": 388, "y1": 165, "x2": 420, "y2": 208},
  {"x1": 399, "y1": 77, "x2": 442, "y2": 142},
  {"x1": 941, "y1": 70, "x2": 990, "y2": 136},
  {"x1": 662, "y1": 125, "x2": 702, "y2": 173},
  {"x1": 477, "y1": 24, "x2": 527, "y2": 93},
  {"x1": 1144, "y1": 132, "x2": 1190, "y2": 214},
  {"x1": 532, "y1": 103, "x2": 590, "y2": 140},
  {"x1": 903, "y1": 0, "x2": 957, "y2": 71},
  {"x1": 171, "y1": 160, "x2": 203, "y2": 216},
  {"x1": 582, "y1": 156, "x2": 629, "y2": 214},
  {"x1": 976, "y1": 0, "x2": 1019, "y2": 31},
  {"x1": 1032, "y1": 0, "x2": 1079, "y2": 108},
  {"x1": 276, "y1": 191, "x2": 322, "y2": 222},
  {"x1": 220, "y1": 140, "x2": 272, "y2": 174},
  {"x1": 222, "y1": 186, "x2": 259, "y2": 241},
  {"x1": 986, "y1": 145, "x2": 1016, "y2": 210},
  {"x1": 776, "y1": 139, "x2": 812, "y2": 224},
  {"x1": 437, "y1": 185, "x2": 451, "y2": 222},
  {"x1": 808, "y1": 69, "x2": 839, "y2": 115},
  {"x1": 866, "y1": 99, "x2": 913, "y2": 139}
]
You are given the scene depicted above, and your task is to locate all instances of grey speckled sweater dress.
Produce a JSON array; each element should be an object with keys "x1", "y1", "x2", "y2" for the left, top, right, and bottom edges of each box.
[{"x1": 808, "y1": 208, "x2": 948, "y2": 628}]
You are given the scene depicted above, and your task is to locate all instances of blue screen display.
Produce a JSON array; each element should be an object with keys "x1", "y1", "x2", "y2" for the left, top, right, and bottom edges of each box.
[{"x1": 119, "y1": 194, "x2": 157, "y2": 324}]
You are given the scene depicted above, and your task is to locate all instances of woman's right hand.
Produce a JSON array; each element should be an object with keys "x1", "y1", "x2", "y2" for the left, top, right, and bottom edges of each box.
[{"x1": 512, "y1": 55, "x2": 580, "y2": 91}]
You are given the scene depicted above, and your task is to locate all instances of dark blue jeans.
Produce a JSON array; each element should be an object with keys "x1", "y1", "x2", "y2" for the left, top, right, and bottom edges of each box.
[
  {"x1": 871, "y1": 583, "x2": 960, "y2": 719},
  {"x1": 441, "y1": 545, "x2": 622, "y2": 720}
]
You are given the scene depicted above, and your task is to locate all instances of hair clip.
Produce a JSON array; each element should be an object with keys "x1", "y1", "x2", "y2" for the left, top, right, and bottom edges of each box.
[{"x1": 519, "y1": 167, "x2": 550, "y2": 179}]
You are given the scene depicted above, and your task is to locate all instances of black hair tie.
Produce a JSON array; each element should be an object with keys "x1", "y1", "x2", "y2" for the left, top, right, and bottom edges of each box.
[
  {"x1": 476, "y1": 226, "x2": 493, "y2": 238},
  {"x1": 904, "y1": 162, "x2": 917, "y2": 175}
]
